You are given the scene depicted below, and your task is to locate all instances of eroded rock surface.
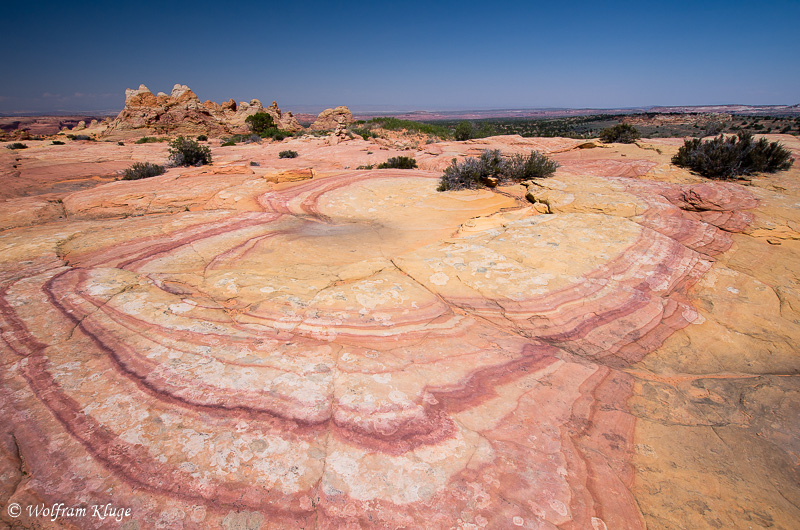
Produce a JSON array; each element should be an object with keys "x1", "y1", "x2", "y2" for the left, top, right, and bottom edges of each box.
[{"x1": 0, "y1": 135, "x2": 798, "y2": 529}]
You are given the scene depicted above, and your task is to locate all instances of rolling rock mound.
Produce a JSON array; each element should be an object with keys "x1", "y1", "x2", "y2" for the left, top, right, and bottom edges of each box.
[
  {"x1": 102, "y1": 83, "x2": 307, "y2": 139},
  {"x1": 0, "y1": 136, "x2": 799, "y2": 528}
]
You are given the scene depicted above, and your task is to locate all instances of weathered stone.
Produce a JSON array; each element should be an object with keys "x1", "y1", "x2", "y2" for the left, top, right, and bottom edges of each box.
[{"x1": 0, "y1": 133, "x2": 798, "y2": 529}]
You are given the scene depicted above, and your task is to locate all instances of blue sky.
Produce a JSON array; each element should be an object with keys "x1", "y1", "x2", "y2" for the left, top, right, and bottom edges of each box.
[{"x1": 2, "y1": 0, "x2": 799, "y2": 114}]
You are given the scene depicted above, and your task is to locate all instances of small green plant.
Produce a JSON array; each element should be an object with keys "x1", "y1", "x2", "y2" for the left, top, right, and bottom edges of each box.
[
  {"x1": 168, "y1": 136, "x2": 212, "y2": 167},
  {"x1": 377, "y1": 156, "x2": 418, "y2": 169},
  {"x1": 51, "y1": 140, "x2": 65, "y2": 145},
  {"x1": 245, "y1": 112, "x2": 276, "y2": 134},
  {"x1": 135, "y1": 136, "x2": 167, "y2": 144},
  {"x1": 221, "y1": 140, "x2": 236, "y2": 147},
  {"x1": 6, "y1": 142, "x2": 28, "y2": 150},
  {"x1": 66, "y1": 134, "x2": 94, "y2": 141},
  {"x1": 599, "y1": 123, "x2": 641, "y2": 143},
  {"x1": 672, "y1": 132, "x2": 794, "y2": 180},
  {"x1": 117, "y1": 141, "x2": 124, "y2": 146},
  {"x1": 504, "y1": 151, "x2": 560, "y2": 181},
  {"x1": 197, "y1": 134, "x2": 208, "y2": 141},
  {"x1": 356, "y1": 164, "x2": 374, "y2": 170},
  {"x1": 454, "y1": 121, "x2": 473, "y2": 141},
  {"x1": 122, "y1": 162, "x2": 166, "y2": 180},
  {"x1": 279, "y1": 150, "x2": 299, "y2": 159},
  {"x1": 437, "y1": 149, "x2": 558, "y2": 191}
]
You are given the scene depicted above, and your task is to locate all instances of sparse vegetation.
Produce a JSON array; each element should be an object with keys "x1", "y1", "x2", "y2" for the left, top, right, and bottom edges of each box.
[
  {"x1": 279, "y1": 150, "x2": 299, "y2": 159},
  {"x1": 168, "y1": 136, "x2": 212, "y2": 167},
  {"x1": 135, "y1": 136, "x2": 168, "y2": 144},
  {"x1": 599, "y1": 123, "x2": 641, "y2": 143},
  {"x1": 437, "y1": 149, "x2": 559, "y2": 191},
  {"x1": 51, "y1": 140, "x2": 65, "y2": 145},
  {"x1": 122, "y1": 162, "x2": 166, "y2": 180},
  {"x1": 197, "y1": 134, "x2": 208, "y2": 141},
  {"x1": 221, "y1": 140, "x2": 236, "y2": 147},
  {"x1": 117, "y1": 141, "x2": 124, "y2": 146},
  {"x1": 250, "y1": 161, "x2": 260, "y2": 166},
  {"x1": 356, "y1": 164, "x2": 374, "y2": 170},
  {"x1": 377, "y1": 156, "x2": 418, "y2": 169},
  {"x1": 66, "y1": 134, "x2": 94, "y2": 141},
  {"x1": 672, "y1": 132, "x2": 794, "y2": 180},
  {"x1": 245, "y1": 112, "x2": 276, "y2": 134},
  {"x1": 6, "y1": 142, "x2": 28, "y2": 150},
  {"x1": 367, "y1": 118, "x2": 450, "y2": 139},
  {"x1": 245, "y1": 112, "x2": 292, "y2": 140},
  {"x1": 454, "y1": 121, "x2": 473, "y2": 141}
]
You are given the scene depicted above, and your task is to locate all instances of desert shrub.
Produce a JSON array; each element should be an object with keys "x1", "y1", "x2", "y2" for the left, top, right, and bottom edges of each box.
[
  {"x1": 672, "y1": 132, "x2": 794, "y2": 180},
  {"x1": 6, "y1": 142, "x2": 28, "y2": 150},
  {"x1": 437, "y1": 149, "x2": 558, "y2": 191},
  {"x1": 454, "y1": 121, "x2": 473, "y2": 141},
  {"x1": 377, "y1": 156, "x2": 418, "y2": 169},
  {"x1": 351, "y1": 127, "x2": 372, "y2": 140},
  {"x1": 221, "y1": 140, "x2": 236, "y2": 147},
  {"x1": 504, "y1": 151, "x2": 560, "y2": 181},
  {"x1": 438, "y1": 157, "x2": 486, "y2": 191},
  {"x1": 279, "y1": 150, "x2": 299, "y2": 159},
  {"x1": 135, "y1": 136, "x2": 167, "y2": 144},
  {"x1": 245, "y1": 112, "x2": 276, "y2": 134},
  {"x1": 122, "y1": 162, "x2": 166, "y2": 180},
  {"x1": 599, "y1": 123, "x2": 640, "y2": 143},
  {"x1": 356, "y1": 164, "x2": 374, "y2": 170},
  {"x1": 168, "y1": 136, "x2": 211, "y2": 167},
  {"x1": 197, "y1": 134, "x2": 208, "y2": 141},
  {"x1": 66, "y1": 134, "x2": 94, "y2": 141},
  {"x1": 367, "y1": 118, "x2": 450, "y2": 139},
  {"x1": 51, "y1": 140, "x2": 65, "y2": 145},
  {"x1": 250, "y1": 161, "x2": 260, "y2": 166},
  {"x1": 117, "y1": 141, "x2": 124, "y2": 146}
]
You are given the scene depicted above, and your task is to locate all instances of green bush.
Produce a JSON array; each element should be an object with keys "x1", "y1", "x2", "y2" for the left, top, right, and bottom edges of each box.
[
  {"x1": 51, "y1": 140, "x2": 65, "y2": 145},
  {"x1": 279, "y1": 150, "x2": 299, "y2": 159},
  {"x1": 367, "y1": 118, "x2": 450, "y2": 139},
  {"x1": 135, "y1": 136, "x2": 167, "y2": 144},
  {"x1": 66, "y1": 134, "x2": 94, "y2": 141},
  {"x1": 356, "y1": 164, "x2": 374, "y2": 170},
  {"x1": 454, "y1": 121, "x2": 473, "y2": 141},
  {"x1": 504, "y1": 151, "x2": 560, "y2": 181},
  {"x1": 437, "y1": 149, "x2": 558, "y2": 191},
  {"x1": 245, "y1": 112, "x2": 276, "y2": 134},
  {"x1": 377, "y1": 156, "x2": 418, "y2": 169},
  {"x1": 672, "y1": 132, "x2": 794, "y2": 180},
  {"x1": 168, "y1": 136, "x2": 212, "y2": 167},
  {"x1": 351, "y1": 127, "x2": 372, "y2": 140},
  {"x1": 117, "y1": 141, "x2": 124, "y2": 146},
  {"x1": 599, "y1": 123, "x2": 641, "y2": 143},
  {"x1": 197, "y1": 134, "x2": 208, "y2": 141},
  {"x1": 6, "y1": 142, "x2": 28, "y2": 150},
  {"x1": 122, "y1": 162, "x2": 166, "y2": 180},
  {"x1": 221, "y1": 140, "x2": 236, "y2": 147}
]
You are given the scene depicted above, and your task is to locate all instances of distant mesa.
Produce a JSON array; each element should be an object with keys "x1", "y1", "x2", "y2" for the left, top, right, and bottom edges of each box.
[{"x1": 102, "y1": 83, "x2": 353, "y2": 139}]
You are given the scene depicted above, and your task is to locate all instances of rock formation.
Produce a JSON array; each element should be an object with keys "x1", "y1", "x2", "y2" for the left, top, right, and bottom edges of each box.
[
  {"x1": 310, "y1": 105, "x2": 354, "y2": 130},
  {"x1": 0, "y1": 133, "x2": 798, "y2": 528},
  {"x1": 103, "y1": 83, "x2": 303, "y2": 139}
]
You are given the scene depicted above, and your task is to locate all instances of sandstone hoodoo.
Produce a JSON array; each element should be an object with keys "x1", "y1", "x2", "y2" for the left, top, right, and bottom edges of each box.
[
  {"x1": 310, "y1": 105, "x2": 354, "y2": 130},
  {"x1": 103, "y1": 83, "x2": 304, "y2": 139}
]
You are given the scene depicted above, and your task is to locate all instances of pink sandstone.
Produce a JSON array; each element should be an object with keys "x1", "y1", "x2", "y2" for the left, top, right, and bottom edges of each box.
[{"x1": 0, "y1": 134, "x2": 798, "y2": 529}]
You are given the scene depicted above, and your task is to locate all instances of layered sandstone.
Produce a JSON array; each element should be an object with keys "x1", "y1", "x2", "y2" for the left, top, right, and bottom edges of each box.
[
  {"x1": 310, "y1": 105, "x2": 354, "y2": 131},
  {"x1": 102, "y1": 84, "x2": 304, "y2": 140},
  {"x1": 0, "y1": 134, "x2": 798, "y2": 528}
]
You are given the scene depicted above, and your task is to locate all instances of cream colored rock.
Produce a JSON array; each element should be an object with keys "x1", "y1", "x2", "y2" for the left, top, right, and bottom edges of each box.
[{"x1": 310, "y1": 105, "x2": 354, "y2": 130}]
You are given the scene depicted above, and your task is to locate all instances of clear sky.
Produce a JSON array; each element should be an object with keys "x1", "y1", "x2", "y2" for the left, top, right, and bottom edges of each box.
[{"x1": 2, "y1": 0, "x2": 799, "y2": 114}]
